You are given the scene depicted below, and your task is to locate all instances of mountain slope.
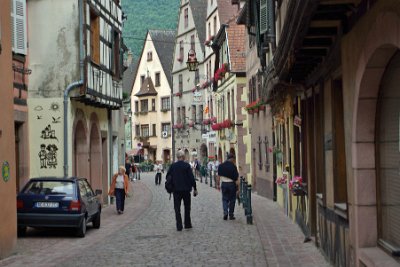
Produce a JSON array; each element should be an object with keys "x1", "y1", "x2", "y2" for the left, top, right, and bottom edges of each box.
[{"x1": 122, "y1": 0, "x2": 180, "y2": 60}]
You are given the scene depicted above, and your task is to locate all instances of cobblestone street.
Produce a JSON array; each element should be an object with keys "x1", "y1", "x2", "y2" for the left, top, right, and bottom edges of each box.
[{"x1": 0, "y1": 173, "x2": 330, "y2": 267}]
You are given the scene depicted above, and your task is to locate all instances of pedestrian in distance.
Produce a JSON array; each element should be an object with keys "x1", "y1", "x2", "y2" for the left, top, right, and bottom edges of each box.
[
  {"x1": 154, "y1": 161, "x2": 163, "y2": 185},
  {"x1": 216, "y1": 153, "x2": 239, "y2": 220},
  {"x1": 108, "y1": 166, "x2": 130, "y2": 214},
  {"x1": 166, "y1": 150, "x2": 198, "y2": 231},
  {"x1": 125, "y1": 158, "x2": 133, "y2": 181}
]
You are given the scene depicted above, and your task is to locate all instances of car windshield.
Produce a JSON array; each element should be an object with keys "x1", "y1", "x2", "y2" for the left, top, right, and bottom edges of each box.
[{"x1": 23, "y1": 181, "x2": 74, "y2": 196}]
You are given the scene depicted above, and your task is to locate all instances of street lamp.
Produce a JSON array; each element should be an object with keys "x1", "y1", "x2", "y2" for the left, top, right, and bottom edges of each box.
[{"x1": 186, "y1": 49, "x2": 199, "y2": 71}]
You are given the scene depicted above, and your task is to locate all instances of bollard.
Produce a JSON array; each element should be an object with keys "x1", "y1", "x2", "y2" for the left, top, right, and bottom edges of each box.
[
  {"x1": 246, "y1": 184, "x2": 253, "y2": 224},
  {"x1": 214, "y1": 172, "x2": 217, "y2": 188}
]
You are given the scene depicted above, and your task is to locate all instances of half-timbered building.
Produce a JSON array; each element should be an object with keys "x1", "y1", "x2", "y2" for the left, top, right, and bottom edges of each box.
[{"x1": 27, "y1": 0, "x2": 125, "y2": 204}]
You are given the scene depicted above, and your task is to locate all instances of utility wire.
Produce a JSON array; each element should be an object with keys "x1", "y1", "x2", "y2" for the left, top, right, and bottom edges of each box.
[{"x1": 123, "y1": 36, "x2": 207, "y2": 45}]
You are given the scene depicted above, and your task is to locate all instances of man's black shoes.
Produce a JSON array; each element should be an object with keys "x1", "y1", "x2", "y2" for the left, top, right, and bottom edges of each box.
[
  {"x1": 223, "y1": 214, "x2": 228, "y2": 220},
  {"x1": 229, "y1": 216, "x2": 236, "y2": 220}
]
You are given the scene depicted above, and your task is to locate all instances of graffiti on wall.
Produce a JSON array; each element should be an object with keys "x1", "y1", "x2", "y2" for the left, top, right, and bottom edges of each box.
[
  {"x1": 38, "y1": 144, "x2": 59, "y2": 169},
  {"x1": 33, "y1": 101, "x2": 62, "y2": 171}
]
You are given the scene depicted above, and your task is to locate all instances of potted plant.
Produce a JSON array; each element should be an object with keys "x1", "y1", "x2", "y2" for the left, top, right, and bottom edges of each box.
[{"x1": 289, "y1": 176, "x2": 306, "y2": 196}]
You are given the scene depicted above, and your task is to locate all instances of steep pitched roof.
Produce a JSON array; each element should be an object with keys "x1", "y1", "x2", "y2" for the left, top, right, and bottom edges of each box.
[
  {"x1": 217, "y1": 0, "x2": 239, "y2": 25},
  {"x1": 226, "y1": 21, "x2": 246, "y2": 73},
  {"x1": 149, "y1": 29, "x2": 176, "y2": 88},
  {"x1": 135, "y1": 77, "x2": 158, "y2": 97},
  {"x1": 122, "y1": 60, "x2": 139, "y2": 96},
  {"x1": 190, "y1": 0, "x2": 207, "y2": 53}
]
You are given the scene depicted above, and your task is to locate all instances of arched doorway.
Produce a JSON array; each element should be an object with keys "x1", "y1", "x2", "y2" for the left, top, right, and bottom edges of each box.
[
  {"x1": 354, "y1": 44, "x2": 399, "y2": 255},
  {"x1": 73, "y1": 120, "x2": 89, "y2": 179},
  {"x1": 89, "y1": 119, "x2": 101, "y2": 191},
  {"x1": 376, "y1": 51, "x2": 400, "y2": 250}
]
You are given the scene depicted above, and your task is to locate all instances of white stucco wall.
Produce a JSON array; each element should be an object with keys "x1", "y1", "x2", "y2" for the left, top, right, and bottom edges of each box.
[{"x1": 28, "y1": 0, "x2": 80, "y2": 98}]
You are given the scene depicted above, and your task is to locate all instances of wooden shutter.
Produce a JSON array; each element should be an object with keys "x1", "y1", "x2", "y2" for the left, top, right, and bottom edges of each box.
[
  {"x1": 259, "y1": 0, "x2": 267, "y2": 34},
  {"x1": 11, "y1": 0, "x2": 27, "y2": 54}
]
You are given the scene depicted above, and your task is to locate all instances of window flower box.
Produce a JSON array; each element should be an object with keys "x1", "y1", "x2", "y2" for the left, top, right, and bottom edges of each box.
[
  {"x1": 175, "y1": 92, "x2": 182, "y2": 97},
  {"x1": 211, "y1": 123, "x2": 220, "y2": 131},
  {"x1": 188, "y1": 121, "x2": 194, "y2": 127},
  {"x1": 289, "y1": 176, "x2": 306, "y2": 196},
  {"x1": 203, "y1": 118, "x2": 210, "y2": 125}
]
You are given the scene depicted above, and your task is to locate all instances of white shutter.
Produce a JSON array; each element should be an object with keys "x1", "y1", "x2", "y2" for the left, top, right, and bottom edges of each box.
[
  {"x1": 14, "y1": 0, "x2": 27, "y2": 55},
  {"x1": 259, "y1": 0, "x2": 267, "y2": 34},
  {"x1": 10, "y1": 0, "x2": 15, "y2": 51}
]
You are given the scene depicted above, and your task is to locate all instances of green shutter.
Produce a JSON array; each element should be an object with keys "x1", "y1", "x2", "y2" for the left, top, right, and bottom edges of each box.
[{"x1": 259, "y1": 0, "x2": 267, "y2": 34}]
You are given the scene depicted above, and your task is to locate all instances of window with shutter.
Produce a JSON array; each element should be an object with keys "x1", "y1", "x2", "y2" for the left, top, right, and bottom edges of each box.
[
  {"x1": 11, "y1": 0, "x2": 27, "y2": 55},
  {"x1": 259, "y1": 0, "x2": 267, "y2": 34}
]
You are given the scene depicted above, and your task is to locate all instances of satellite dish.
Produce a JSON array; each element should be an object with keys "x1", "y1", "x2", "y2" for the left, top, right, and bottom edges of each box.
[{"x1": 162, "y1": 131, "x2": 168, "y2": 138}]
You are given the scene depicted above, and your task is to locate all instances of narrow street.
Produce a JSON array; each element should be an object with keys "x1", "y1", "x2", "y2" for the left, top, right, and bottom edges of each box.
[{"x1": 0, "y1": 173, "x2": 329, "y2": 267}]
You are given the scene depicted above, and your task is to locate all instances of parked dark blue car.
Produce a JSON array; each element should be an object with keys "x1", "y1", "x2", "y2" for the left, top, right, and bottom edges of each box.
[{"x1": 17, "y1": 177, "x2": 102, "y2": 237}]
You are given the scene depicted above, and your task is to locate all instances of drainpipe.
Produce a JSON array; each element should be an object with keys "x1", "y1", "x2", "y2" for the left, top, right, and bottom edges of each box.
[
  {"x1": 171, "y1": 76, "x2": 175, "y2": 161},
  {"x1": 63, "y1": 0, "x2": 85, "y2": 177}
]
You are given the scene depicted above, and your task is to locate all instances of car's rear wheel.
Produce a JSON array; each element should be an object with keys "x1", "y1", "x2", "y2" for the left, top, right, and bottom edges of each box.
[
  {"x1": 17, "y1": 226, "x2": 27, "y2": 237},
  {"x1": 76, "y1": 217, "x2": 86, "y2": 237},
  {"x1": 92, "y1": 212, "x2": 101, "y2": 229}
]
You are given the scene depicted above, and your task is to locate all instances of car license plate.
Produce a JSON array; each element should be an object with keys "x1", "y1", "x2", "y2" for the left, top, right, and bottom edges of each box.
[{"x1": 35, "y1": 202, "x2": 59, "y2": 208}]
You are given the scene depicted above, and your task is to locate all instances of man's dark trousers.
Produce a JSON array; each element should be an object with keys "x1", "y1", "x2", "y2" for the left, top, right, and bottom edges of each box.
[
  {"x1": 155, "y1": 173, "x2": 161, "y2": 185},
  {"x1": 173, "y1": 191, "x2": 192, "y2": 230},
  {"x1": 221, "y1": 182, "x2": 236, "y2": 217}
]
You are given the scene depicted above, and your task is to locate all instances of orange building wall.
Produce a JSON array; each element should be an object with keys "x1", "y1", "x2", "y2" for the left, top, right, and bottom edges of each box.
[{"x1": 0, "y1": 0, "x2": 17, "y2": 259}]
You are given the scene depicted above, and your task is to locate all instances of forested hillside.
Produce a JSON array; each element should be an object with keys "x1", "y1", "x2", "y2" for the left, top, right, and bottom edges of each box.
[{"x1": 122, "y1": 0, "x2": 180, "y2": 60}]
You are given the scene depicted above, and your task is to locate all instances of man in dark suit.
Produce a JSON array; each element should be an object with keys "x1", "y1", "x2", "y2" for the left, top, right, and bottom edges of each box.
[
  {"x1": 166, "y1": 150, "x2": 198, "y2": 231},
  {"x1": 217, "y1": 153, "x2": 239, "y2": 220}
]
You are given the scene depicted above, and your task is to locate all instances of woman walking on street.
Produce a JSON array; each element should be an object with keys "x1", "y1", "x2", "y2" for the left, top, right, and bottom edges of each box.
[{"x1": 108, "y1": 166, "x2": 130, "y2": 214}]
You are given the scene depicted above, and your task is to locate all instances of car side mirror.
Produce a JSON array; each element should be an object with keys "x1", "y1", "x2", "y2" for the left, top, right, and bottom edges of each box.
[{"x1": 95, "y1": 189, "x2": 102, "y2": 196}]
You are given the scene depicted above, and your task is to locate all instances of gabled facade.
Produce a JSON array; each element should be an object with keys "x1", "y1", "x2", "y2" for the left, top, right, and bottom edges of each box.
[
  {"x1": 171, "y1": 0, "x2": 207, "y2": 162},
  {"x1": 202, "y1": 0, "x2": 239, "y2": 163},
  {"x1": 27, "y1": 0, "x2": 125, "y2": 204},
  {"x1": 131, "y1": 30, "x2": 175, "y2": 164},
  {"x1": 0, "y1": 0, "x2": 17, "y2": 259},
  {"x1": 236, "y1": 0, "x2": 275, "y2": 199},
  {"x1": 211, "y1": 18, "x2": 249, "y2": 180}
]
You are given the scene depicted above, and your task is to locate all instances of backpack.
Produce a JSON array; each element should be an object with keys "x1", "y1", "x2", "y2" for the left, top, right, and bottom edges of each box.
[{"x1": 165, "y1": 174, "x2": 174, "y2": 198}]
